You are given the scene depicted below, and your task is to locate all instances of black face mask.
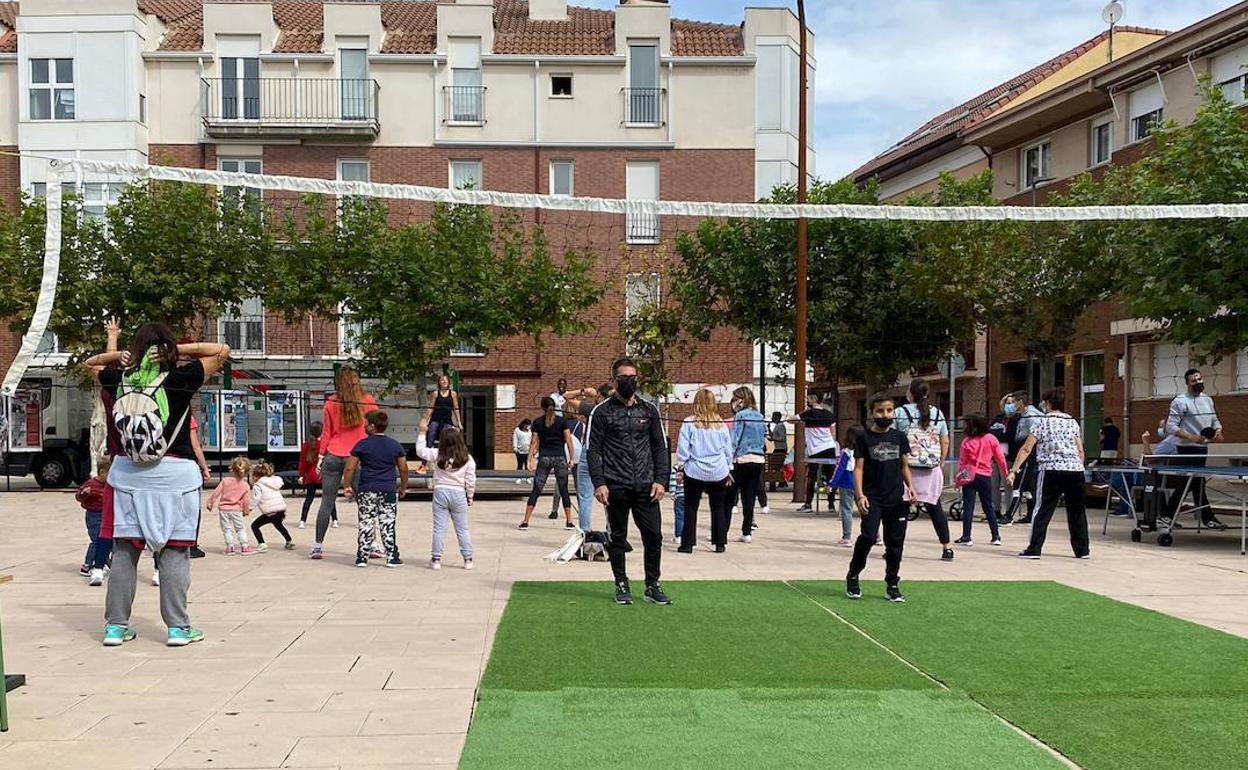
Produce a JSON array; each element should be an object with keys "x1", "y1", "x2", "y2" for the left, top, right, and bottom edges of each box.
[
  {"x1": 874, "y1": 417, "x2": 894, "y2": 429},
  {"x1": 615, "y1": 376, "x2": 639, "y2": 399},
  {"x1": 578, "y1": 402, "x2": 594, "y2": 417},
  {"x1": 1192, "y1": 382, "x2": 1205, "y2": 395}
]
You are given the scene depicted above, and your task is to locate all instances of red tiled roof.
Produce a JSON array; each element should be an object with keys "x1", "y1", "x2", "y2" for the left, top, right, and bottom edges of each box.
[
  {"x1": 380, "y1": 1, "x2": 436, "y2": 55},
  {"x1": 272, "y1": 1, "x2": 323, "y2": 53},
  {"x1": 139, "y1": 0, "x2": 205, "y2": 51},
  {"x1": 671, "y1": 18, "x2": 744, "y2": 58},
  {"x1": 494, "y1": 0, "x2": 613, "y2": 56},
  {"x1": 0, "y1": 2, "x2": 16, "y2": 54},
  {"x1": 850, "y1": 25, "x2": 1170, "y2": 182}
]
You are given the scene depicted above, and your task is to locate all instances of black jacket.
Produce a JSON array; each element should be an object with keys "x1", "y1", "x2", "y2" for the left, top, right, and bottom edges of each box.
[{"x1": 587, "y1": 396, "x2": 671, "y2": 491}]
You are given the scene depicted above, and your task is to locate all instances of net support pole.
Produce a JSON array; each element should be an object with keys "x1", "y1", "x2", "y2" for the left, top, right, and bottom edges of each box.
[
  {"x1": 793, "y1": 0, "x2": 810, "y2": 504},
  {"x1": 2, "y1": 161, "x2": 64, "y2": 397}
]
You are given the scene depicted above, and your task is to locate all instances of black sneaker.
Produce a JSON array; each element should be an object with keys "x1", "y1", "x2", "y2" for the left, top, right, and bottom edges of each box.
[
  {"x1": 189, "y1": 546, "x2": 206, "y2": 559},
  {"x1": 796, "y1": 505, "x2": 813, "y2": 513},
  {"x1": 355, "y1": 557, "x2": 368, "y2": 568},
  {"x1": 547, "y1": 511, "x2": 559, "y2": 520},
  {"x1": 614, "y1": 580, "x2": 633, "y2": 605},
  {"x1": 845, "y1": 575, "x2": 862, "y2": 600},
  {"x1": 941, "y1": 548, "x2": 954, "y2": 561},
  {"x1": 517, "y1": 522, "x2": 529, "y2": 530},
  {"x1": 1203, "y1": 518, "x2": 1228, "y2": 531},
  {"x1": 1017, "y1": 550, "x2": 1042, "y2": 560},
  {"x1": 886, "y1": 585, "x2": 906, "y2": 603},
  {"x1": 644, "y1": 584, "x2": 672, "y2": 605},
  {"x1": 386, "y1": 556, "x2": 403, "y2": 568}
]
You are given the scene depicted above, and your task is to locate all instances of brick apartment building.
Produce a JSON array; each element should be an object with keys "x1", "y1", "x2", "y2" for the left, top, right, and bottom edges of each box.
[
  {"x1": 0, "y1": 0, "x2": 814, "y2": 472},
  {"x1": 849, "y1": 2, "x2": 1248, "y2": 456}
]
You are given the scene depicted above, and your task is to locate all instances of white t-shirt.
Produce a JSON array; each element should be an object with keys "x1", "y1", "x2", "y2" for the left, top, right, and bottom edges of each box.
[
  {"x1": 551, "y1": 391, "x2": 567, "y2": 415},
  {"x1": 1030, "y1": 411, "x2": 1084, "y2": 472}
]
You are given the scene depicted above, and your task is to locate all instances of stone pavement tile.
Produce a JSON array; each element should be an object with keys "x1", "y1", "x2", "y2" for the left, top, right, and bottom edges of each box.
[
  {"x1": 282, "y1": 734, "x2": 465, "y2": 767},
  {"x1": 321, "y1": 687, "x2": 475, "y2": 717},
  {"x1": 0, "y1": 712, "x2": 104, "y2": 740},
  {"x1": 191, "y1": 710, "x2": 369, "y2": 740},
  {"x1": 222, "y1": 685, "x2": 335, "y2": 713},
  {"x1": 128, "y1": 657, "x2": 270, "y2": 678},
  {"x1": 283, "y1": 636, "x2": 409, "y2": 658},
  {"x1": 157, "y1": 736, "x2": 299, "y2": 769},
  {"x1": 80, "y1": 710, "x2": 215, "y2": 741},
  {"x1": 380, "y1": 654, "x2": 484, "y2": 690},
  {"x1": 261, "y1": 653, "x2": 361, "y2": 675},
  {"x1": 247, "y1": 668, "x2": 391, "y2": 692},
  {"x1": 23, "y1": 673, "x2": 164, "y2": 695},
  {"x1": 358, "y1": 707, "x2": 470, "y2": 736},
  {"x1": 1, "y1": 691, "x2": 92, "y2": 718},
  {"x1": 66, "y1": 692, "x2": 233, "y2": 720},
  {"x1": 0, "y1": 738, "x2": 182, "y2": 770}
]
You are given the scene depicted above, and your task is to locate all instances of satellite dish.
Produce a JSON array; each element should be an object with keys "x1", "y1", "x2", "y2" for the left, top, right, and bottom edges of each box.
[{"x1": 1102, "y1": 1, "x2": 1125, "y2": 25}]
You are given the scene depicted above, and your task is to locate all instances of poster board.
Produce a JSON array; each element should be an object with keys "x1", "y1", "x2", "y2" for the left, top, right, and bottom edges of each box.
[
  {"x1": 264, "y1": 390, "x2": 304, "y2": 451},
  {"x1": 4, "y1": 390, "x2": 43, "y2": 451},
  {"x1": 220, "y1": 390, "x2": 250, "y2": 452},
  {"x1": 198, "y1": 391, "x2": 221, "y2": 452}
]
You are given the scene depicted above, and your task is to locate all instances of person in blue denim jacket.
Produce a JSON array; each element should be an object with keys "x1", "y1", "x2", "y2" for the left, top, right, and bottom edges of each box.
[{"x1": 728, "y1": 386, "x2": 768, "y2": 543}]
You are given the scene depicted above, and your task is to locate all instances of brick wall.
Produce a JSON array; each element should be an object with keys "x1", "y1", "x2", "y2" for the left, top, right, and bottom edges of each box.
[{"x1": 0, "y1": 146, "x2": 19, "y2": 211}]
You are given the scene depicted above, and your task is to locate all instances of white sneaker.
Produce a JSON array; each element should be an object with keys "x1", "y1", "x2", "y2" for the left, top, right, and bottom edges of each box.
[
  {"x1": 738, "y1": 535, "x2": 752, "y2": 544},
  {"x1": 732, "y1": 506, "x2": 739, "y2": 515},
  {"x1": 464, "y1": 559, "x2": 474, "y2": 570},
  {"x1": 298, "y1": 521, "x2": 307, "y2": 529},
  {"x1": 430, "y1": 559, "x2": 442, "y2": 570},
  {"x1": 88, "y1": 568, "x2": 104, "y2": 586},
  {"x1": 331, "y1": 520, "x2": 340, "y2": 528},
  {"x1": 257, "y1": 543, "x2": 269, "y2": 553},
  {"x1": 151, "y1": 571, "x2": 160, "y2": 587},
  {"x1": 760, "y1": 506, "x2": 770, "y2": 514}
]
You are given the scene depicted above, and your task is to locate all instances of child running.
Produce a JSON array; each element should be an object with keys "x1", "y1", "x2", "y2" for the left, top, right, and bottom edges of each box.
[
  {"x1": 250, "y1": 461, "x2": 294, "y2": 552},
  {"x1": 77, "y1": 456, "x2": 113, "y2": 586},
  {"x1": 830, "y1": 425, "x2": 862, "y2": 547},
  {"x1": 847, "y1": 394, "x2": 916, "y2": 603},
  {"x1": 206, "y1": 457, "x2": 256, "y2": 555},
  {"x1": 343, "y1": 411, "x2": 408, "y2": 568},
  {"x1": 416, "y1": 422, "x2": 476, "y2": 570}
]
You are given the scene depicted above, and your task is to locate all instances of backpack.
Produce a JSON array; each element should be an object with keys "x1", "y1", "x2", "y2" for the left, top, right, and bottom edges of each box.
[
  {"x1": 578, "y1": 530, "x2": 609, "y2": 561},
  {"x1": 901, "y1": 404, "x2": 942, "y2": 469},
  {"x1": 112, "y1": 372, "x2": 187, "y2": 463}
]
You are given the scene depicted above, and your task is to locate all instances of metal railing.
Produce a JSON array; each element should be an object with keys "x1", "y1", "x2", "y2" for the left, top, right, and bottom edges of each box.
[
  {"x1": 626, "y1": 211, "x2": 661, "y2": 244},
  {"x1": 443, "y1": 85, "x2": 486, "y2": 124},
  {"x1": 621, "y1": 87, "x2": 666, "y2": 126},
  {"x1": 219, "y1": 315, "x2": 265, "y2": 354},
  {"x1": 201, "y1": 77, "x2": 380, "y2": 131}
]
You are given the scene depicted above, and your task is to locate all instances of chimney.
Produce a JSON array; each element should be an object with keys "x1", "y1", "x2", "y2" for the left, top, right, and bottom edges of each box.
[{"x1": 529, "y1": 0, "x2": 567, "y2": 21}]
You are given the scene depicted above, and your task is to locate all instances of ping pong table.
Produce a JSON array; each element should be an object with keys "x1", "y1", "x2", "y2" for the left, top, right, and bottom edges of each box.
[{"x1": 1138, "y1": 456, "x2": 1248, "y2": 555}]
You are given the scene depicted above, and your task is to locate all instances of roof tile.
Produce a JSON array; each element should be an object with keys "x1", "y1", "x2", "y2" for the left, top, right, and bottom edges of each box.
[
  {"x1": 670, "y1": 18, "x2": 743, "y2": 58},
  {"x1": 493, "y1": 0, "x2": 613, "y2": 56}
]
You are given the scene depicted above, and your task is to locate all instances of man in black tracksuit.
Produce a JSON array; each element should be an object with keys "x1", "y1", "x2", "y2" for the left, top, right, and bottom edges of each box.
[{"x1": 587, "y1": 357, "x2": 672, "y2": 606}]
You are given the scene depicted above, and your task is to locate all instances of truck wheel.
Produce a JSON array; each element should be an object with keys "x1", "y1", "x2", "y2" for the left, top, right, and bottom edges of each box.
[{"x1": 35, "y1": 455, "x2": 73, "y2": 489}]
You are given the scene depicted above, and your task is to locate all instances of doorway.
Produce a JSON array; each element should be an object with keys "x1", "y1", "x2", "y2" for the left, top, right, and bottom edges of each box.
[
  {"x1": 1080, "y1": 354, "x2": 1105, "y2": 457},
  {"x1": 460, "y1": 387, "x2": 495, "y2": 470}
]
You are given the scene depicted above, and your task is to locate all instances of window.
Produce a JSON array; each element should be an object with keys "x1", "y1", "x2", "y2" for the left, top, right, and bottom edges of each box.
[
  {"x1": 337, "y1": 159, "x2": 370, "y2": 214},
  {"x1": 1213, "y1": 45, "x2": 1248, "y2": 106},
  {"x1": 30, "y1": 181, "x2": 77, "y2": 200},
  {"x1": 1151, "y1": 342, "x2": 1188, "y2": 398},
  {"x1": 35, "y1": 331, "x2": 64, "y2": 358},
  {"x1": 1128, "y1": 82, "x2": 1164, "y2": 143},
  {"x1": 29, "y1": 58, "x2": 74, "y2": 120},
  {"x1": 626, "y1": 42, "x2": 661, "y2": 124},
  {"x1": 339, "y1": 302, "x2": 369, "y2": 357},
  {"x1": 756, "y1": 45, "x2": 784, "y2": 131},
  {"x1": 220, "y1": 297, "x2": 265, "y2": 354},
  {"x1": 449, "y1": 37, "x2": 483, "y2": 123},
  {"x1": 451, "y1": 341, "x2": 484, "y2": 357},
  {"x1": 550, "y1": 161, "x2": 574, "y2": 197},
  {"x1": 218, "y1": 158, "x2": 263, "y2": 214},
  {"x1": 450, "y1": 159, "x2": 483, "y2": 190},
  {"x1": 339, "y1": 45, "x2": 370, "y2": 120},
  {"x1": 550, "y1": 74, "x2": 573, "y2": 97},
  {"x1": 139, "y1": 94, "x2": 147, "y2": 124},
  {"x1": 1237, "y1": 350, "x2": 1248, "y2": 392},
  {"x1": 1090, "y1": 120, "x2": 1113, "y2": 167},
  {"x1": 624, "y1": 272, "x2": 660, "y2": 355},
  {"x1": 1022, "y1": 141, "x2": 1051, "y2": 189},
  {"x1": 625, "y1": 161, "x2": 660, "y2": 243},
  {"x1": 82, "y1": 183, "x2": 125, "y2": 223}
]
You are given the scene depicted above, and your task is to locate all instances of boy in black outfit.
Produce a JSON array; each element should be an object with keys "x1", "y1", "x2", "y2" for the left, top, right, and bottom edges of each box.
[{"x1": 847, "y1": 394, "x2": 916, "y2": 603}]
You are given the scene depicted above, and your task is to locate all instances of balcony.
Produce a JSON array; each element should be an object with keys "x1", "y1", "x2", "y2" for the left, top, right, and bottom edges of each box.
[
  {"x1": 201, "y1": 77, "x2": 380, "y2": 139},
  {"x1": 621, "y1": 87, "x2": 666, "y2": 127},
  {"x1": 626, "y1": 211, "x2": 660, "y2": 245},
  {"x1": 443, "y1": 85, "x2": 486, "y2": 126}
]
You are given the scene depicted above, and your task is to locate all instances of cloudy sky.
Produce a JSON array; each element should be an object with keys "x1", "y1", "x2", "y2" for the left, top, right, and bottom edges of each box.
[{"x1": 580, "y1": 0, "x2": 1234, "y2": 179}]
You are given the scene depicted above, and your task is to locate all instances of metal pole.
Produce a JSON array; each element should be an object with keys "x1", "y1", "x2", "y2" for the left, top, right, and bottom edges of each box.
[
  {"x1": 758, "y1": 343, "x2": 767, "y2": 414},
  {"x1": 793, "y1": 0, "x2": 810, "y2": 503}
]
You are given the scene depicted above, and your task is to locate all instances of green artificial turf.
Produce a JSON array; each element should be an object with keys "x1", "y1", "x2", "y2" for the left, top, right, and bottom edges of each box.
[{"x1": 461, "y1": 688, "x2": 1063, "y2": 770}]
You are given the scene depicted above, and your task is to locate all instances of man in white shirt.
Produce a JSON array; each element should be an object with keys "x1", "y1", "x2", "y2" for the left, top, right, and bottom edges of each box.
[
  {"x1": 550, "y1": 378, "x2": 569, "y2": 416},
  {"x1": 791, "y1": 393, "x2": 837, "y2": 513}
]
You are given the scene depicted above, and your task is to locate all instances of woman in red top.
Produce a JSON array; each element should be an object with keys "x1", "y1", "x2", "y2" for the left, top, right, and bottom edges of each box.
[
  {"x1": 311, "y1": 367, "x2": 378, "y2": 559},
  {"x1": 298, "y1": 421, "x2": 327, "y2": 527}
]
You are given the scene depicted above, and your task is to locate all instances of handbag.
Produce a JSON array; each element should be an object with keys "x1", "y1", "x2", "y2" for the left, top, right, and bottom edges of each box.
[{"x1": 954, "y1": 466, "x2": 975, "y2": 487}]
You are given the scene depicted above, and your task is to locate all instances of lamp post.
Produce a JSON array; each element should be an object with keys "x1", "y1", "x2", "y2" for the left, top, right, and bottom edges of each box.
[{"x1": 793, "y1": 0, "x2": 810, "y2": 502}]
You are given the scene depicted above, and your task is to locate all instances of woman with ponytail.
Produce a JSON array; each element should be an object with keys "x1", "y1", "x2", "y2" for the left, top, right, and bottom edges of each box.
[
  {"x1": 676, "y1": 389, "x2": 735, "y2": 554},
  {"x1": 518, "y1": 396, "x2": 576, "y2": 530},
  {"x1": 310, "y1": 367, "x2": 377, "y2": 560},
  {"x1": 893, "y1": 378, "x2": 954, "y2": 561}
]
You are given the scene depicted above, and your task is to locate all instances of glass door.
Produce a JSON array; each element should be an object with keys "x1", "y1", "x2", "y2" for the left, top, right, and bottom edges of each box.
[
  {"x1": 339, "y1": 48, "x2": 369, "y2": 121},
  {"x1": 221, "y1": 57, "x2": 260, "y2": 120},
  {"x1": 628, "y1": 43, "x2": 659, "y2": 123},
  {"x1": 1081, "y1": 354, "x2": 1105, "y2": 457}
]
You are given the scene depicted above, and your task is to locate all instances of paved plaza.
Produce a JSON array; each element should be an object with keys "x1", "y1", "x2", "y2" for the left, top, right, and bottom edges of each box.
[{"x1": 1, "y1": 485, "x2": 1246, "y2": 769}]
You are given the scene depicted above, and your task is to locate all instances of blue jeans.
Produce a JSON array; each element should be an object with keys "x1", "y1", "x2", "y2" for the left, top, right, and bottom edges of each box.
[
  {"x1": 673, "y1": 495, "x2": 685, "y2": 539},
  {"x1": 84, "y1": 510, "x2": 112, "y2": 568},
  {"x1": 576, "y1": 459, "x2": 595, "y2": 530},
  {"x1": 961, "y1": 474, "x2": 1000, "y2": 541},
  {"x1": 837, "y1": 488, "x2": 855, "y2": 540}
]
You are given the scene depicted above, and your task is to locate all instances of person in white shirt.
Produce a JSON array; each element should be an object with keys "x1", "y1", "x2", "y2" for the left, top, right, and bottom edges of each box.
[
  {"x1": 1008, "y1": 388, "x2": 1089, "y2": 560},
  {"x1": 551, "y1": 378, "x2": 569, "y2": 416},
  {"x1": 513, "y1": 418, "x2": 532, "y2": 470}
]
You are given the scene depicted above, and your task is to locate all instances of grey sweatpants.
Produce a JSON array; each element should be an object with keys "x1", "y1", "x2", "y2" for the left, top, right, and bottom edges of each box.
[
  {"x1": 105, "y1": 539, "x2": 191, "y2": 630},
  {"x1": 431, "y1": 486, "x2": 473, "y2": 560}
]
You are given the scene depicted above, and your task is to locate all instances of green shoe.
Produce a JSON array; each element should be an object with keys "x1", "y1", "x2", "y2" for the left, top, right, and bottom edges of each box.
[
  {"x1": 166, "y1": 626, "x2": 205, "y2": 647},
  {"x1": 102, "y1": 624, "x2": 136, "y2": 647}
]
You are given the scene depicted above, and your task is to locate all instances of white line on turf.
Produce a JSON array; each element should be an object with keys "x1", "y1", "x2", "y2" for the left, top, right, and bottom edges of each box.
[{"x1": 782, "y1": 580, "x2": 1084, "y2": 770}]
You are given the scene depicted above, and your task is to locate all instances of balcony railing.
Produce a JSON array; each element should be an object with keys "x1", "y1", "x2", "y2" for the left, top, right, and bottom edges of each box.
[
  {"x1": 621, "y1": 87, "x2": 666, "y2": 127},
  {"x1": 201, "y1": 77, "x2": 380, "y2": 138},
  {"x1": 443, "y1": 85, "x2": 486, "y2": 125},
  {"x1": 626, "y1": 211, "x2": 660, "y2": 244}
]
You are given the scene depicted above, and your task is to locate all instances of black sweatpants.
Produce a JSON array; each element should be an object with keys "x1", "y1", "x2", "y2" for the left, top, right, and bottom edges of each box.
[
  {"x1": 251, "y1": 512, "x2": 292, "y2": 545},
  {"x1": 1026, "y1": 470, "x2": 1089, "y2": 557},
  {"x1": 1167, "y1": 445, "x2": 1213, "y2": 523},
  {"x1": 605, "y1": 486, "x2": 663, "y2": 586},
  {"x1": 733, "y1": 462, "x2": 763, "y2": 536},
  {"x1": 682, "y1": 476, "x2": 731, "y2": 548},
  {"x1": 847, "y1": 499, "x2": 908, "y2": 586},
  {"x1": 805, "y1": 448, "x2": 837, "y2": 507}
]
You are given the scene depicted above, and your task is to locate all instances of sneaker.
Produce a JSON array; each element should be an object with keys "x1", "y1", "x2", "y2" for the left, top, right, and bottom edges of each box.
[
  {"x1": 990, "y1": 537, "x2": 1002, "y2": 546},
  {"x1": 1203, "y1": 518, "x2": 1228, "y2": 531},
  {"x1": 309, "y1": 547, "x2": 324, "y2": 560},
  {"x1": 845, "y1": 575, "x2": 862, "y2": 600},
  {"x1": 240, "y1": 545, "x2": 257, "y2": 556},
  {"x1": 298, "y1": 521, "x2": 307, "y2": 529},
  {"x1": 79, "y1": 564, "x2": 91, "y2": 577},
  {"x1": 954, "y1": 537, "x2": 973, "y2": 547},
  {"x1": 517, "y1": 522, "x2": 530, "y2": 530},
  {"x1": 886, "y1": 585, "x2": 906, "y2": 603},
  {"x1": 614, "y1": 579, "x2": 633, "y2": 605},
  {"x1": 355, "y1": 557, "x2": 368, "y2": 568},
  {"x1": 1017, "y1": 550, "x2": 1042, "y2": 560},
  {"x1": 464, "y1": 558, "x2": 474, "y2": 570},
  {"x1": 430, "y1": 558, "x2": 442, "y2": 570},
  {"x1": 102, "y1": 624, "x2": 136, "y2": 647},
  {"x1": 796, "y1": 505, "x2": 813, "y2": 513},
  {"x1": 672, "y1": 536, "x2": 681, "y2": 544},
  {"x1": 760, "y1": 506, "x2": 770, "y2": 514},
  {"x1": 284, "y1": 540, "x2": 295, "y2": 550},
  {"x1": 752, "y1": 522, "x2": 760, "y2": 531},
  {"x1": 566, "y1": 521, "x2": 576, "y2": 529},
  {"x1": 676, "y1": 545, "x2": 693, "y2": 554},
  {"x1": 151, "y1": 571, "x2": 160, "y2": 587},
  {"x1": 88, "y1": 567, "x2": 104, "y2": 586},
  {"x1": 256, "y1": 543, "x2": 269, "y2": 553},
  {"x1": 731, "y1": 506, "x2": 739, "y2": 515},
  {"x1": 189, "y1": 546, "x2": 206, "y2": 559},
  {"x1": 941, "y1": 548, "x2": 954, "y2": 561},
  {"x1": 223, "y1": 546, "x2": 236, "y2": 556},
  {"x1": 331, "y1": 520, "x2": 340, "y2": 528},
  {"x1": 386, "y1": 556, "x2": 403, "y2": 568},
  {"x1": 166, "y1": 627, "x2": 205, "y2": 647},
  {"x1": 837, "y1": 537, "x2": 853, "y2": 547},
  {"x1": 999, "y1": 518, "x2": 1012, "y2": 528},
  {"x1": 738, "y1": 535, "x2": 752, "y2": 544},
  {"x1": 644, "y1": 583, "x2": 672, "y2": 605},
  {"x1": 1076, "y1": 553, "x2": 1091, "y2": 560},
  {"x1": 547, "y1": 511, "x2": 559, "y2": 520},
  {"x1": 714, "y1": 544, "x2": 726, "y2": 553}
]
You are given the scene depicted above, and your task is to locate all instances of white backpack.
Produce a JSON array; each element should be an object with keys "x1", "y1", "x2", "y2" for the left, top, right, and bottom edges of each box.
[
  {"x1": 902, "y1": 404, "x2": 943, "y2": 469},
  {"x1": 112, "y1": 372, "x2": 186, "y2": 463}
]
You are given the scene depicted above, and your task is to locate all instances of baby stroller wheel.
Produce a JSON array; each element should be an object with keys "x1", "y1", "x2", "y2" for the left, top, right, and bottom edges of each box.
[{"x1": 948, "y1": 500, "x2": 964, "y2": 522}]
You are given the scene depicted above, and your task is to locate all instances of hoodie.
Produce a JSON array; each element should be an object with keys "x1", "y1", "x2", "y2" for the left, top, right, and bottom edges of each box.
[{"x1": 251, "y1": 476, "x2": 287, "y2": 515}]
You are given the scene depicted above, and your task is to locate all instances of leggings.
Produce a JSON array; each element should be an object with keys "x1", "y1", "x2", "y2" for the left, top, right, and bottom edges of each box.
[
  {"x1": 316, "y1": 454, "x2": 351, "y2": 543},
  {"x1": 527, "y1": 455, "x2": 571, "y2": 509},
  {"x1": 299, "y1": 483, "x2": 326, "y2": 523},
  {"x1": 733, "y1": 462, "x2": 763, "y2": 536},
  {"x1": 961, "y1": 474, "x2": 1001, "y2": 540},
  {"x1": 251, "y1": 512, "x2": 292, "y2": 545}
]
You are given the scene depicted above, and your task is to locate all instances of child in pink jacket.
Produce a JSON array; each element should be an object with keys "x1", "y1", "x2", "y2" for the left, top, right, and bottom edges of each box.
[
  {"x1": 955, "y1": 414, "x2": 1009, "y2": 547},
  {"x1": 206, "y1": 457, "x2": 255, "y2": 555}
]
